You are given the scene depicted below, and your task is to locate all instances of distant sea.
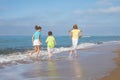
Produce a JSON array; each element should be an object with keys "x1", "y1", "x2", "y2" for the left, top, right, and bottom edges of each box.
[{"x1": 0, "y1": 35, "x2": 120, "y2": 63}]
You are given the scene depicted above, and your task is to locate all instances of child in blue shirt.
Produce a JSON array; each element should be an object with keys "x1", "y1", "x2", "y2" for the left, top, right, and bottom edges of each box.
[{"x1": 29, "y1": 25, "x2": 42, "y2": 59}]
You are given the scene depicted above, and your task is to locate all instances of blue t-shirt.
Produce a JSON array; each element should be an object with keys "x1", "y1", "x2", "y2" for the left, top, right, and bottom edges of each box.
[{"x1": 34, "y1": 31, "x2": 41, "y2": 40}]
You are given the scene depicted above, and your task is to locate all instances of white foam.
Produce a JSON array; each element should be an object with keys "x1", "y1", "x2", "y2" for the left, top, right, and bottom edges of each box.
[
  {"x1": 53, "y1": 43, "x2": 96, "y2": 53},
  {"x1": 103, "y1": 40, "x2": 120, "y2": 44},
  {"x1": 0, "y1": 42, "x2": 110, "y2": 64},
  {"x1": 0, "y1": 53, "x2": 28, "y2": 63},
  {"x1": 77, "y1": 43, "x2": 96, "y2": 49},
  {"x1": 83, "y1": 36, "x2": 91, "y2": 38}
]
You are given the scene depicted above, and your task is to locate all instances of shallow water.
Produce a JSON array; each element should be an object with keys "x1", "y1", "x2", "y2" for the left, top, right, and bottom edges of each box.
[{"x1": 0, "y1": 44, "x2": 117, "y2": 80}]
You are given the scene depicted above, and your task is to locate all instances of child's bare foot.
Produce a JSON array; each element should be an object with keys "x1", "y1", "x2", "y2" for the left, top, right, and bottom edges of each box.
[
  {"x1": 69, "y1": 51, "x2": 72, "y2": 58},
  {"x1": 36, "y1": 57, "x2": 40, "y2": 61},
  {"x1": 36, "y1": 54, "x2": 40, "y2": 59},
  {"x1": 68, "y1": 56, "x2": 73, "y2": 60},
  {"x1": 75, "y1": 53, "x2": 78, "y2": 58},
  {"x1": 29, "y1": 53, "x2": 32, "y2": 58},
  {"x1": 49, "y1": 57, "x2": 53, "y2": 61}
]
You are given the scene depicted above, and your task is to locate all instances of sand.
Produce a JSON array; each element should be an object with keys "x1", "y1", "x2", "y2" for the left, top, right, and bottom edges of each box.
[
  {"x1": 0, "y1": 42, "x2": 119, "y2": 80},
  {"x1": 101, "y1": 46, "x2": 120, "y2": 80}
]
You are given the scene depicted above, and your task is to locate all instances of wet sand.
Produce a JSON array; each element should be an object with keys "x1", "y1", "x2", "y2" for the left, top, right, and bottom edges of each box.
[
  {"x1": 101, "y1": 46, "x2": 120, "y2": 80},
  {"x1": 0, "y1": 43, "x2": 119, "y2": 80}
]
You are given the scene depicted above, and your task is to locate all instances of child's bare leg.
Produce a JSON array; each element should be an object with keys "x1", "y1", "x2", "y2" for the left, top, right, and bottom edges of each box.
[
  {"x1": 29, "y1": 48, "x2": 35, "y2": 57},
  {"x1": 36, "y1": 46, "x2": 40, "y2": 58},
  {"x1": 29, "y1": 51, "x2": 33, "y2": 58},
  {"x1": 49, "y1": 52, "x2": 53, "y2": 60},
  {"x1": 49, "y1": 52, "x2": 52, "y2": 58},
  {"x1": 74, "y1": 49, "x2": 78, "y2": 58},
  {"x1": 49, "y1": 54, "x2": 52, "y2": 60},
  {"x1": 29, "y1": 46, "x2": 37, "y2": 58},
  {"x1": 69, "y1": 50, "x2": 73, "y2": 58}
]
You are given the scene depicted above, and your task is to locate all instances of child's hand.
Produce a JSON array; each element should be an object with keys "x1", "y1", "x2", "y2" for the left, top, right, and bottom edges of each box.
[
  {"x1": 79, "y1": 35, "x2": 82, "y2": 39},
  {"x1": 39, "y1": 41, "x2": 42, "y2": 45},
  {"x1": 54, "y1": 41, "x2": 56, "y2": 45},
  {"x1": 40, "y1": 42, "x2": 42, "y2": 45},
  {"x1": 32, "y1": 41, "x2": 34, "y2": 45}
]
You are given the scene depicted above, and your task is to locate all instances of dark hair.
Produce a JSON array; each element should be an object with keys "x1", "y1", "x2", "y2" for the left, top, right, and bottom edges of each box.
[
  {"x1": 73, "y1": 24, "x2": 78, "y2": 29},
  {"x1": 35, "y1": 25, "x2": 42, "y2": 30},
  {"x1": 48, "y1": 31, "x2": 52, "y2": 36}
]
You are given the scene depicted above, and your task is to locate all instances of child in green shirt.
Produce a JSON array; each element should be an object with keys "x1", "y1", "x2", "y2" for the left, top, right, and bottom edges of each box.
[{"x1": 46, "y1": 31, "x2": 56, "y2": 60}]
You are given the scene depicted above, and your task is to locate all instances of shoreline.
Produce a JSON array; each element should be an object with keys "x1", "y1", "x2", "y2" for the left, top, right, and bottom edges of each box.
[
  {"x1": 101, "y1": 46, "x2": 120, "y2": 80},
  {"x1": 0, "y1": 42, "x2": 119, "y2": 80}
]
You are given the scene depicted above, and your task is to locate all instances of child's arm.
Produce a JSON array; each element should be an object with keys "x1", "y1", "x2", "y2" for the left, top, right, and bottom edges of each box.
[
  {"x1": 38, "y1": 35, "x2": 41, "y2": 42},
  {"x1": 38, "y1": 35, "x2": 42, "y2": 45},
  {"x1": 79, "y1": 30, "x2": 82, "y2": 38},
  {"x1": 53, "y1": 36, "x2": 56, "y2": 45},
  {"x1": 54, "y1": 40, "x2": 56, "y2": 45},
  {"x1": 45, "y1": 38, "x2": 48, "y2": 44},
  {"x1": 32, "y1": 35, "x2": 34, "y2": 43},
  {"x1": 69, "y1": 30, "x2": 72, "y2": 38}
]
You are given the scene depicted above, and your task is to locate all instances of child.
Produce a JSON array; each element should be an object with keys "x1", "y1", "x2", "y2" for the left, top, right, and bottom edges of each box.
[
  {"x1": 46, "y1": 31, "x2": 56, "y2": 60},
  {"x1": 29, "y1": 25, "x2": 42, "y2": 59},
  {"x1": 69, "y1": 24, "x2": 82, "y2": 58}
]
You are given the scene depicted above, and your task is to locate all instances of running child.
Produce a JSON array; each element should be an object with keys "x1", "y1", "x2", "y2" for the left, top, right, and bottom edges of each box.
[
  {"x1": 46, "y1": 31, "x2": 56, "y2": 60},
  {"x1": 29, "y1": 25, "x2": 42, "y2": 59},
  {"x1": 69, "y1": 24, "x2": 82, "y2": 58}
]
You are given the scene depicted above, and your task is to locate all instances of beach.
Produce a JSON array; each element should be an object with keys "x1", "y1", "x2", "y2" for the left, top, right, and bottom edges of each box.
[
  {"x1": 101, "y1": 45, "x2": 120, "y2": 80},
  {"x1": 0, "y1": 42, "x2": 119, "y2": 80}
]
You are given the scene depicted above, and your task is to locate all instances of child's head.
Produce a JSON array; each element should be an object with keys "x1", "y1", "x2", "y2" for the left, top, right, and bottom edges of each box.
[
  {"x1": 73, "y1": 24, "x2": 78, "y2": 29},
  {"x1": 35, "y1": 25, "x2": 42, "y2": 31},
  {"x1": 48, "y1": 31, "x2": 52, "y2": 36}
]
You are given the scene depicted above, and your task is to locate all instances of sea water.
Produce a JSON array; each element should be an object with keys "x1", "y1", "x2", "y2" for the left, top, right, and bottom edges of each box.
[{"x1": 0, "y1": 35, "x2": 120, "y2": 63}]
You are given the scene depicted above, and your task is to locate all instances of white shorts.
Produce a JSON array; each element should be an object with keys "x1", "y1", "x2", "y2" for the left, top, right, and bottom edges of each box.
[
  {"x1": 47, "y1": 48, "x2": 54, "y2": 53},
  {"x1": 72, "y1": 38, "x2": 78, "y2": 50},
  {"x1": 33, "y1": 39, "x2": 40, "y2": 46}
]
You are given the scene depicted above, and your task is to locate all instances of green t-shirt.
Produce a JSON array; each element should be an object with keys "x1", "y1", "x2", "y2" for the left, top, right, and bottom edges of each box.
[{"x1": 46, "y1": 36, "x2": 55, "y2": 48}]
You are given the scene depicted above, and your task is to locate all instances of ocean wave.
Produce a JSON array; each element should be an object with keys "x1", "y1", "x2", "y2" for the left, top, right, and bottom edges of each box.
[
  {"x1": 82, "y1": 36, "x2": 92, "y2": 38},
  {"x1": 103, "y1": 40, "x2": 120, "y2": 44},
  {"x1": 0, "y1": 42, "x2": 97, "y2": 64},
  {"x1": 0, "y1": 41, "x2": 120, "y2": 65}
]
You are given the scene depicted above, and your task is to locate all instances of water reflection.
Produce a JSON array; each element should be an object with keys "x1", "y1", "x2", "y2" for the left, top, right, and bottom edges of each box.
[
  {"x1": 22, "y1": 58, "x2": 83, "y2": 80},
  {"x1": 70, "y1": 59, "x2": 82, "y2": 79},
  {"x1": 47, "y1": 60, "x2": 59, "y2": 79}
]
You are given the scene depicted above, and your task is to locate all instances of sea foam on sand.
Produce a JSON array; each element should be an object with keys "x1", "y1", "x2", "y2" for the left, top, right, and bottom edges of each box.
[{"x1": 0, "y1": 42, "x2": 119, "y2": 80}]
